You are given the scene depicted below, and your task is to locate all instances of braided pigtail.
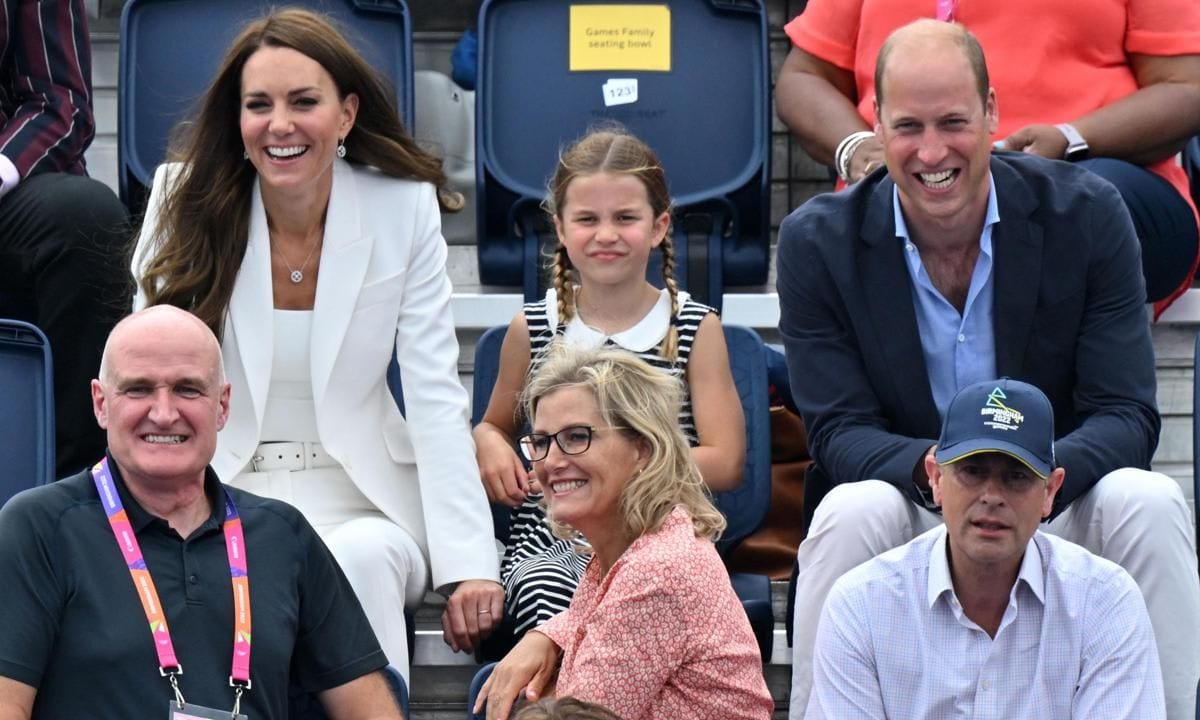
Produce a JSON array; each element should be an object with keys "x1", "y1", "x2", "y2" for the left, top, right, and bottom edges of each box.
[
  {"x1": 658, "y1": 235, "x2": 682, "y2": 361},
  {"x1": 553, "y1": 244, "x2": 577, "y2": 329}
]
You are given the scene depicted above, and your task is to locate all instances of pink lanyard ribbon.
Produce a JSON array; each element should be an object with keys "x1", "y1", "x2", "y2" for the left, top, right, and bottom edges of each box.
[
  {"x1": 936, "y1": 0, "x2": 956, "y2": 21},
  {"x1": 91, "y1": 457, "x2": 253, "y2": 688}
]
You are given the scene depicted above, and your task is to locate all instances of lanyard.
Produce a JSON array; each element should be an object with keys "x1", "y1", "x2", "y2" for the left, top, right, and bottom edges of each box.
[
  {"x1": 936, "y1": 0, "x2": 956, "y2": 21},
  {"x1": 91, "y1": 457, "x2": 253, "y2": 705}
]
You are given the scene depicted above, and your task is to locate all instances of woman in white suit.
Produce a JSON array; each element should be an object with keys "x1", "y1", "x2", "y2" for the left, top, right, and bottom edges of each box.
[{"x1": 131, "y1": 8, "x2": 501, "y2": 682}]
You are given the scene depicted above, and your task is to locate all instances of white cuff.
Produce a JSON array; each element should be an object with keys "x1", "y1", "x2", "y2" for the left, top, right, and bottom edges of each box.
[{"x1": 0, "y1": 154, "x2": 19, "y2": 200}]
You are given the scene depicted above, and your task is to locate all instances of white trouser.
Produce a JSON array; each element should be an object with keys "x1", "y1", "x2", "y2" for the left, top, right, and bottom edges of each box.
[
  {"x1": 789, "y1": 469, "x2": 1200, "y2": 720},
  {"x1": 233, "y1": 465, "x2": 429, "y2": 687}
]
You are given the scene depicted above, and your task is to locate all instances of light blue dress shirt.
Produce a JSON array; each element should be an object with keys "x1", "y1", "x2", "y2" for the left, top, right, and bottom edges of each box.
[
  {"x1": 894, "y1": 180, "x2": 1000, "y2": 418},
  {"x1": 807, "y1": 526, "x2": 1165, "y2": 719}
]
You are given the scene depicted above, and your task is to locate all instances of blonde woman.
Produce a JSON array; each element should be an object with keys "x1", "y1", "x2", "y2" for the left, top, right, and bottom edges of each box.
[{"x1": 476, "y1": 346, "x2": 772, "y2": 720}]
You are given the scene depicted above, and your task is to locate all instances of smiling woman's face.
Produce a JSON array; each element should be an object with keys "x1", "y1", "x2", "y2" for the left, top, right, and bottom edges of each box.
[
  {"x1": 239, "y1": 46, "x2": 358, "y2": 202},
  {"x1": 531, "y1": 385, "x2": 644, "y2": 543}
]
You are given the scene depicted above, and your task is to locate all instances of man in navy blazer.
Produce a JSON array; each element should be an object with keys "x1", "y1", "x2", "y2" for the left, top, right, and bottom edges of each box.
[{"x1": 777, "y1": 20, "x2": 1200, "y2": 720}]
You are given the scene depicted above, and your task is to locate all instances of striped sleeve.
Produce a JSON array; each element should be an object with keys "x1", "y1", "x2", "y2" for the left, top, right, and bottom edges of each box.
[{"x1": 0, "y1": 0, "x2": 94, "y2": 179}]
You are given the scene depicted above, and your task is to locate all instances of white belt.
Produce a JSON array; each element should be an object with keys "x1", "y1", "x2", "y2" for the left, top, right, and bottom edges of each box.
[{"x1": 251, "y1": 441, "x2": 339, "y2": 472}]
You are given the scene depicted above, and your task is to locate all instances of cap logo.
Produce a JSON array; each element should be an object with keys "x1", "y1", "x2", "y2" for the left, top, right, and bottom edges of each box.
[{"x1": 980, "y1": 387, "x2": 1023, "y2": 431}]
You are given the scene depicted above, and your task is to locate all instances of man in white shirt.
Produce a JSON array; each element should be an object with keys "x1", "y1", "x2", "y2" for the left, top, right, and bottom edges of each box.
[{"x1": 807, "y1": 378, "x2": 1165, "y2": 719}]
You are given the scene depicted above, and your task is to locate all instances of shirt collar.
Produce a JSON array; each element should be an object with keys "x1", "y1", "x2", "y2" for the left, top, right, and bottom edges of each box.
[
  {"x1": 893, "y1": 175, "x2": 1000, "y2": 256},
  {"x1": 104, "y1": 451, "x2": 226, "y2": 534},
  {"x1": 549, "y1": 286, "x2": 690, "y2": 352},
  {"x1": 927, "y1": 525, "x2": 1045, "y2": 608}
]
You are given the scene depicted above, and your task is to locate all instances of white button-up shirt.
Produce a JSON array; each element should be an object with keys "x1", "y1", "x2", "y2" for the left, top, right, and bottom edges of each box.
[{"x1": 807, "y1": 526, "x2": 1164, "y2": 720}]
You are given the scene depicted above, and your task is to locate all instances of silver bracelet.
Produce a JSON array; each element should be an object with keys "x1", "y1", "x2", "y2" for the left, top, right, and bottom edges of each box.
[{"x1": 834, "y1": 130, "x2": 875, "y2": 183}]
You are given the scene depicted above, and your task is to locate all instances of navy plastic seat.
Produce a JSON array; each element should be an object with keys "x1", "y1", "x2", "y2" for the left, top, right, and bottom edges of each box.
[
  {"x1": 475, "y1": 0, "x2": 770, "y2": 308},
  {"x1": 0, "y1": 319, "x2": 55, "y2": 507},
  {"x1": 119, "y1": 0, "x2": 414, "y2": 213},
  {"x1": 470, "y1": 323, "x2": 773, "y2": 659},
  {"x1": 713, "y1": 325, "x2": 771, "y2": 557},
  {"x1": 467, "y1": 661, "x2": 497, "y2": 720}
]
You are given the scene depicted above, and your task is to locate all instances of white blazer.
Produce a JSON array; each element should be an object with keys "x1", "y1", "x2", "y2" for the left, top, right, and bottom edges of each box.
[{"x1": 133, "y1": 159, "x2": 499, "y2": 591}]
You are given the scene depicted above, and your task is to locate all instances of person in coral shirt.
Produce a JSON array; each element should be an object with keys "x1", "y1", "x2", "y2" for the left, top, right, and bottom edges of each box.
[
  {"x1": 776, "y1": 0, "x2": 1200, "y2": 313},
  {"x1": 475, "y1": 346, "x2": 773, "y2": 720}
]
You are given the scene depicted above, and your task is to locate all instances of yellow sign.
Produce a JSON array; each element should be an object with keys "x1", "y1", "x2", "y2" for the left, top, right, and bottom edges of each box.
[{"x1": 569, "y1": 5, "x2": 671, "y2": 72}]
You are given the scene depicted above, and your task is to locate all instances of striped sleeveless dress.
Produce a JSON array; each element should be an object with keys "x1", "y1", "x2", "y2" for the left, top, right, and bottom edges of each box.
[{"x1": 500, "y1": 287, "x2": 712, "y2": 636}]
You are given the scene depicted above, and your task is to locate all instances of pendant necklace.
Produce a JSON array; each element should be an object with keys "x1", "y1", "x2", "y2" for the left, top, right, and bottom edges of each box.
[{"x1": 271, "y1": 229, "x2": 321, "y2": 284}]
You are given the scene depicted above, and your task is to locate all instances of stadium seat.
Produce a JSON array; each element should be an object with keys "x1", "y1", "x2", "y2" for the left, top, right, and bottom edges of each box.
[
  {"x1": 466, "y1": 661, "x2": 497, "y2": 720},
  {"x1": 470, "y1": 323, "x2": 773, "y2": 659},
  {"x1": 474, "y1": 0, "x2": 771, "y2": 308},
  {"x1": 714, "y1": 325, "x2": 771, "y2": 557},
  {"x1": 471, "y1": 325, "x2": 517, "y2": 546},
  {"x1": 0, "y1": 319, "x2": 55, "y2": 507},
  {"x1": 118, "y1": 0, "x2": 414, "y2": 213}
]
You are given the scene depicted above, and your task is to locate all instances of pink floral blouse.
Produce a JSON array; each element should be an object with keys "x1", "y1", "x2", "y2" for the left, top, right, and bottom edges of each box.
[{"x1": 537, "y1": 507, "x2": 774, "y2": 720}]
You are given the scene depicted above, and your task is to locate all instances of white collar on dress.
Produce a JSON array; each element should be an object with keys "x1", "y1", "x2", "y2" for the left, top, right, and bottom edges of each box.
[{"x1": 545, "y1": 286, "x2": 692, "y2": 353}]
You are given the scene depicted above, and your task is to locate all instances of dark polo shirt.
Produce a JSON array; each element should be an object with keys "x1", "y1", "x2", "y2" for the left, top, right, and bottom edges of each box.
[{"x1": 0, "y1": 453, "x2": 386, "y2": 719}]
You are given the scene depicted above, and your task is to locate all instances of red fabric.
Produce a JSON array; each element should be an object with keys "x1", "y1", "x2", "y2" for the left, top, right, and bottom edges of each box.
[
  {"x1": 786, "y1": 0, "x2": 1200, "y2": 314},
  {"x1": 0, "y1": 0, "x2": 94, "y2": 178},
  {"x1": 538, "y1": 507, "x2": 773, "y2": 720}
]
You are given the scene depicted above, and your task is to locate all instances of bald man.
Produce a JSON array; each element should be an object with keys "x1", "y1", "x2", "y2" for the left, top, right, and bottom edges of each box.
[
  {"x1": 0, "y1": 306, "x2": 403, "y2": 719},
  {"x1": 777, "y1": 20, "x2": 1200, "y2": 719}
]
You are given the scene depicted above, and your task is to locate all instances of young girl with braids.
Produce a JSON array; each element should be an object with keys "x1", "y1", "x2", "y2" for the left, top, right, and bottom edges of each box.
[{"x1": 471, "y1": 128, "x2": 745, "y2": 645}]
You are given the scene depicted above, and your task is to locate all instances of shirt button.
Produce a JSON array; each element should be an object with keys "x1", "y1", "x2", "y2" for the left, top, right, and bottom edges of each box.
[
  {"x1": 188, "y1": 574, "x2": 199, "y2": 584},
  {"x1": 981, "y1": 679, "x2": 992, "y2": 691},
  {"x1": 958, "y1": 333, "x2": 966, "y2": 343},
  {"x1": 906, "y1": 243, "x2": 915, "y2": 252}
]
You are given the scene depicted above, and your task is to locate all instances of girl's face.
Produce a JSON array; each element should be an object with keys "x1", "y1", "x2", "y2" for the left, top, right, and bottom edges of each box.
[
  {"x1": 239, "y1": 46, "x2": 358, "y2": 204},
  {"x1": 553, "y1": 172, "x2": 670, "y2": 287}
]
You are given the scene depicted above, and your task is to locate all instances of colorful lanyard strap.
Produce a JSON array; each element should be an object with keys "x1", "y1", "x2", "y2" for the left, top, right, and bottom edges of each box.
[
  {"x1": 936, "y1": 0, "x2": 956, "y2": 21},
  {"x1": 91, "y1": 457, "x2": 253, "y2": 710}
]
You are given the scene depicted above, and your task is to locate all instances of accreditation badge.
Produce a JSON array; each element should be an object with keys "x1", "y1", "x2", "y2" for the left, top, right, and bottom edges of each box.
[{"x1": 168, "y1": 702, "x2": 248, "y2": 720}]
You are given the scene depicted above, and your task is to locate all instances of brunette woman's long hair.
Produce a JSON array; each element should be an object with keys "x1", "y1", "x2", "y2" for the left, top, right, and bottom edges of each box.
[{"x1": 137, "y1": 7, "x2": 461, "y2": 339}]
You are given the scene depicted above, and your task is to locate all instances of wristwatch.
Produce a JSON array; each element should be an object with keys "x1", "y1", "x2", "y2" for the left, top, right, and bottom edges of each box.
[{"x1": 1055, "y1": 123, "x2": 1089, "y2": 161}]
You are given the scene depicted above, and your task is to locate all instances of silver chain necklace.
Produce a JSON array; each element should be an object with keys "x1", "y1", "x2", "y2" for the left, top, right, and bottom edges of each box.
[{"x1": 271, "y1": 232, "x2": 321, "y2": 284}]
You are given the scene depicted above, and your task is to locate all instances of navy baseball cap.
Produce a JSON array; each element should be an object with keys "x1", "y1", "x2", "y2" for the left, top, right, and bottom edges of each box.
[{"x1": 934, "y1": 378, "x2": 1055, "y2": 478}]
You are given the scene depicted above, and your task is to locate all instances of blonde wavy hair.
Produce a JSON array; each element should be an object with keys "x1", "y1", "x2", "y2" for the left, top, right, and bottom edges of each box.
[{"x1": 522, "y1": 345, "x2": 725, "y2": 546}]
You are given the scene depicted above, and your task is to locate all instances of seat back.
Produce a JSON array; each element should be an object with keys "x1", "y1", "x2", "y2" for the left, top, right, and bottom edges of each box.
[
  {"x1": 475, "y1": 0, "x2": 770, "y2": 307},
  {"x1": 713, "y1": 325, "x2": 771, "y2": 555},
  {"x1": 0, "y1": 320, "x2": 55, "y2": 507},
  {"x1": 471, "y1": 325, "x2": 509, "y2": 427},
  {"x1": 118, "y1": 0, "x2": 413, "y2": 212},
  {"x1": 467, "y1": 662, "x2": 497, "y2": 720},
  {"x1": 472, "y1": 325, "x2": 517, "y2": 544}
]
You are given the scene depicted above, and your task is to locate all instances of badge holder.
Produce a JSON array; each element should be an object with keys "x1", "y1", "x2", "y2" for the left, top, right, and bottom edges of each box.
[{"x1": 164, "y1": 666, "x2": 250, "y2": 720}]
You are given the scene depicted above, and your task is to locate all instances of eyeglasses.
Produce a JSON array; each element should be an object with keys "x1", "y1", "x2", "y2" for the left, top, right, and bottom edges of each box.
[
  {"x1": 949, "y1": 462, "x2": 1043, "y2": 494},
  {"x1": 518, "y1": 425, "x2": 628, "y2": 462}
]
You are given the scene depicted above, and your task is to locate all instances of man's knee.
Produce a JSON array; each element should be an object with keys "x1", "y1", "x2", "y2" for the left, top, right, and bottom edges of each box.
[
  {"x1": 1088, "y1": 468, "x2": 1188, "y2": 518},
  {"x1": 20, "y1": 174, "x2": 128, "y2": 254},
  {"x1": 808, "y1": 480, "x2": 911, "y2": 535}
]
